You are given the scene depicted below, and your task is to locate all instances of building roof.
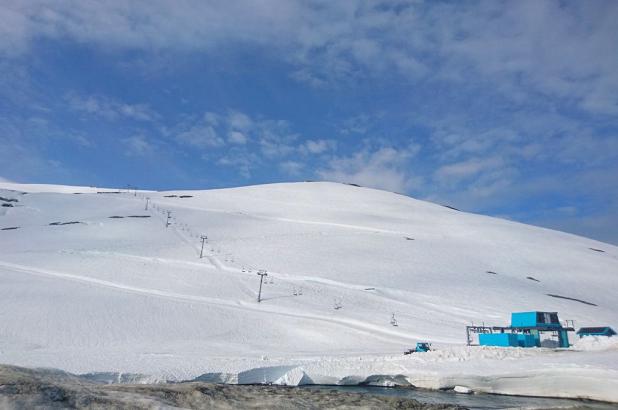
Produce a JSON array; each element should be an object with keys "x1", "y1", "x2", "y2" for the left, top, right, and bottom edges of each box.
[{"x1": 576, "y1": 326, "x2": 616, "y2": 334}]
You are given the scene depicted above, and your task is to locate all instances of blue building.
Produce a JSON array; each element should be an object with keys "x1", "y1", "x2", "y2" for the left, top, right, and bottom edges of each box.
[
  {"x1": 470, "y1": 311, "x2": 574, "y2": 348},
  {"x1": 511, "y1": 311, "x2": 561, "y2": 328},
  {"x1": 478, "y1": 332, "x2": 537, "y2": 348},
  {"x1": 576, "y1": 327, "x2": 616, "y2": 338}
]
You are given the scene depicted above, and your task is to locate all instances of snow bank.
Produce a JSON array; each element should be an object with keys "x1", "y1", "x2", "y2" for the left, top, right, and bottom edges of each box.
[
  {"x1": 182, "y1": 346, "x2": 618, "y2": 402},
  {"x1": 453, "y1": 386, "x2": 472, "y2": 394},
  {"x1": 572, "y1": 336, "x2": 618, "y2": 352}
]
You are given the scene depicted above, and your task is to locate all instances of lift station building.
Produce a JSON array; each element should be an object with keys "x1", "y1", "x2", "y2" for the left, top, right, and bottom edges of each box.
[
  {"x1": 469, "y1": 311, "x2": 574, "y2": 348},
  {"x1": 576, "y1": 327, "x2": 616, "y2": 338}
]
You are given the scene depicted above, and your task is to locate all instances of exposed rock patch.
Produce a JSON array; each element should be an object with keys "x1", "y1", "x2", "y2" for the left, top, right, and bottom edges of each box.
[
  {"x1": 0, "y1": 365, "x2": 460, "y2": 409},
  {"x1": 547, "y1": 294, "x2": 597, "y2": 306}
]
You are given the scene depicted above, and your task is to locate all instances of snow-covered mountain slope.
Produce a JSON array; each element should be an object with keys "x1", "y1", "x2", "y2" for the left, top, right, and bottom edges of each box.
[{"x1": 1, "y1": 181, "x2": 617, "y2": 397}]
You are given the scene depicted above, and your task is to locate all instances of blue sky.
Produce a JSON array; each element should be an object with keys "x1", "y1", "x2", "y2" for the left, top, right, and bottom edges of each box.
[{"x1": 1, "y1": 1, "x2": 618, "y2": 244}]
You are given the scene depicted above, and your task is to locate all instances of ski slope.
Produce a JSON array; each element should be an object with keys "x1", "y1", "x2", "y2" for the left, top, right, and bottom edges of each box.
[{"x1": 1, "y1": 181, "x2": 617, "y2": 401}]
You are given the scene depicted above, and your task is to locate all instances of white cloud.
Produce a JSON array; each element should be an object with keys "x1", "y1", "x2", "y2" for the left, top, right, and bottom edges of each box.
[
  {"x1": 122, "y1": 135, "x2": 155, "y2": 157},
  {"x1": 117, "y1": 103, "x2": 155, "y2": 121},
  {"x1": 540, "y1": 211, "x2": 618, "y2": 245},
  {"x1": 170, "y1": 111, "x2": 300, "y2": 163},
  {"x1": 257, "y1": 120, "x2": 298, "y2": 158},
  {"x1": 554, "y1": 133, "x2": 618, "y2": 165},
  {"x1": 203, "y1": 112, "x2": 220, "y2": 126},
  {"x1": 66, "y1": 133, "x2": 94, "y2": 148},
  {"x1": 279, "y1": 160, "x2": 303, "y2": 176},
  {"x1": 259, "y1": 137, "x2": 296, "y2": 158},
  {"x1": 317, "y1": 145, "x2": 421, "y2": 193},
  {"x1": 66, "y1": 93, "x2": 157, "y2": 122},
  {"x1": 228, "y1": 131, "x2": 247, "y2": 145},
  {"x1": 166, "y1": 109, "x2": 307, "y2": 178},
  {"x1": 5, "y1": 2, "x2": 618, "y2": 114},
  {"x1": 227, "y1": 111, "x2": 253, "y2": 132},
  {"x1": 216, "y1": 153, "x2": 255, "y2": 179},
  {"x1": 172, "y1": 112, "x2": 229, "y2": 149},
  {"x1": 496, "y1": 166, "x2": 618, "y2": 244},
  {"x1": 0, "y1": 4, "x2": 31, "y2": 56},
  {"x1": 434, "y1": 157, "x2": 504, "y2": 184},
  {"x1": 434, "y1": 1, "x2": 618, "y2": 115},
  {"x1": 176, "y1": 124, "x2": 224, "y2": 149},
  {"x1": 421, "y1": 113, "x2": 618, "y2": 226},
  {"x1": 302, "y1": 139, "x2": 336, "y2": 155}
]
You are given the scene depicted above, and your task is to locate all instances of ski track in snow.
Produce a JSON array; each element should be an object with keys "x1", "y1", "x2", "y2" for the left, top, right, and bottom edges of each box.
[
  {"x1": 74, "y1": 250, "x2": 218, "y2": 271},
  {"x1": 132, "y1": 194, "x2": 392, "y2": 293},
  {"x1": 0, "y1": 260, "x2": 423, "y2": 345},
  {"x1": 151, "y1": 200, "x2": 412, "y2": 237}
]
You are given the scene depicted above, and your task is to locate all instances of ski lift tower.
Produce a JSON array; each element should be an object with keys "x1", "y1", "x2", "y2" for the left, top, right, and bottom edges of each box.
[
  {"x1": 200, "y1": 235, "x2": 208, "y2": 258},
  {"x1": 256, "y1": 270, "x2": 268, "y2": 303}
]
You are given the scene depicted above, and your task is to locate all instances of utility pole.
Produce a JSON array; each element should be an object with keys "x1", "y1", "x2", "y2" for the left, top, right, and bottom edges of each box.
[
  {"x1": 200, "y1": 235, "x2": 208, "y2": 258},
  {"x1": 145, "y1": 197, "x2": 150, "y2": 210},
  {"x1": 256, "y1": 270, "x2": 268, "y2": 303},
  {"x1": 166, "y1": 211, "x2": 172, "y2": 228}
]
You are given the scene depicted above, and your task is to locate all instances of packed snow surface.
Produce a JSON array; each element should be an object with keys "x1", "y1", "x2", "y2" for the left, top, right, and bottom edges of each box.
[{"x1": 1, "y1": 181, "x2": 617, "y2": 401}]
